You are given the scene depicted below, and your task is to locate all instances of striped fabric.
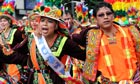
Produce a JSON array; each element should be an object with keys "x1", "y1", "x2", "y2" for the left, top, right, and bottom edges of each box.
[
  {"x1": 83, "y1": 29, "x2": 102, "y2": 81},
  {"x1": 0, "y1": 77, "x2": 9, "y2": 84},
  {"x1": 83, "y1": 24, "x2": 140, "y2": 83},
  {"x1": 101, "y1": 24, "x2": 135, "y2": 82}
]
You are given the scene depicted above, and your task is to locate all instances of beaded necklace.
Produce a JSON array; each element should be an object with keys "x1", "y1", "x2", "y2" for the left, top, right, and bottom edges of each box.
[{"x1": 1, "y1": 28, "x2": 14, "y2": 55}]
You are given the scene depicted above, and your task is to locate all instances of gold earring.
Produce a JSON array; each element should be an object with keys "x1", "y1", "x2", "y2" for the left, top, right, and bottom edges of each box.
[{"x1": 55, "y1": 24, "x2": 58, "y2": 30}]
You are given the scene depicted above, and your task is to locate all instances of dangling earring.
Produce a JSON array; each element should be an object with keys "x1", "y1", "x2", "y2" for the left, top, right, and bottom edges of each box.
[{"x1": 55, "y1": 23, "x2": 58, "y2": 30}]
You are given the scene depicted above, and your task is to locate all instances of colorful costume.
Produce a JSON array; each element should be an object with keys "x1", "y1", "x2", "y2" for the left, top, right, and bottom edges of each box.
[
  {"x1": 26, "y1": 33, "x2": 85, "y2": 84},
  {"x1": 0, "y1": 5, "x2": 86, "y2": 84},
  {"x1": 73, "y1": 24, "x2": 140, "y2": 83},
  {"x1": 0, "y1": 0, "x2": 28, "y2": 83},
  {"x1": 0, "y1": 27, "x2": 28, "y2": 83}
]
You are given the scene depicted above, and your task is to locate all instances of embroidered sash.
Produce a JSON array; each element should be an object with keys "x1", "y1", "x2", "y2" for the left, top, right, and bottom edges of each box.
[
  {"x1": 32, "y1": 33, "x2": 83, "y2": 84},
  {"x1": 128, "y1": 26, "x2": 140, "y2": 65},
  {"x1": 30, "y1": 39, "x2": 46, "y2": 84},
  {"x1": 83, "y1": 29, "x2": 102, "y2": 81}
]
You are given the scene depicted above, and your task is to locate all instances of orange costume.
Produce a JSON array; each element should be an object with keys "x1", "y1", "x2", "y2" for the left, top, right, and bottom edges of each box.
[{"x1": 83, "y1": 24, "x2": 140, "y2": 83}]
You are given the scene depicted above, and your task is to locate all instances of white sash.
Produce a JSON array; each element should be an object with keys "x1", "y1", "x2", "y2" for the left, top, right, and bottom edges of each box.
[
  {"x1": 33, "y1": 33, "x2": 84, "y2": 84},
  {"x1": 33, "y1": 33, "x2": 65, "y2": 75}
]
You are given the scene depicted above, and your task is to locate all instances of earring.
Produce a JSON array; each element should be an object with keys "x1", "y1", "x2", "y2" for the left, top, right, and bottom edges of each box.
[{"x1": 55, "y1": 24, "x2": 58, "y2": 30}]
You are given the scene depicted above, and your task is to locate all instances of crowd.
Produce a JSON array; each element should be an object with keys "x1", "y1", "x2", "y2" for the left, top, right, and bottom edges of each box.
[{"x1": 0, "y1": 1, "x2": 140, "y2": 84}]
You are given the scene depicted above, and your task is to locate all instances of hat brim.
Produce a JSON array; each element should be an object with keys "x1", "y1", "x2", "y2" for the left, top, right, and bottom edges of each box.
[
  {"x1": 39, "y1": 14, "x2": 65, "y2": 23},
  {"x1": 28, "y1": 12, "x2": 40, "y2": 20},
  {"x1": 0, "y1": 14, "x2": 17, "y2": 24}
]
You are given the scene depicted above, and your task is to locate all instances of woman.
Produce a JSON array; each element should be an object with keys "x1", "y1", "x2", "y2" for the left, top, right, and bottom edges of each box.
[
  {"x1": 0, "y1": 6, "x2": 86, "y2": 84},
  {"x1": 26, "y1": 5, "x2": 86, "y2": 84},
  {"x1": 0, "y1": 14, "x2": 28, "y2": 84},
  {"x1": 24, "y1": 12, "x2": 39, "y2": 32}
]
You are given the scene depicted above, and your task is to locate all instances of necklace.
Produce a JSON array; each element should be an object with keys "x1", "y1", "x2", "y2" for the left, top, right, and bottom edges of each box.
[
  {"x1": 1, "y1": 32, "x2": 10, "y2": 49},
  {"x1": 104, "y1": 29, "x2": 117, "y2": 44},
  {"x1": 0, "y1": 28, "x2": 14, "y2": 55},
  {"x1": 47, "y1": 34, "x2": 58, "y2": 47},
  {"x1": 107, "y1": 36, "x2": 116, "y2": 44},
  {"x1": 3, "y1": 28, "x2": 12, "y2": 39}
]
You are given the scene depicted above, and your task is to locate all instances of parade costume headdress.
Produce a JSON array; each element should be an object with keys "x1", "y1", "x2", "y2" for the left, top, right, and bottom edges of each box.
[
  {"x1": 38, "y1": 0, "x2": 69, "y2": 36},
  {"x1": 0, "y1": 0, "x2": 17, "y2": 25},
  {"x1": 127, "y1": 7, "x2": 138, "y2": 24},
  {"x1": 75, "y1": 2, "x2": 90, "y2": 27},
  {"x1": 28, "y1": 0, "x2": 43, "y2": 20},
  {"x1": 111, "y1": 1, "x2": 129, "y2": 26},
  {"x1": 105, "y1": 0, "x2": 140, "y2": 26},
  {"x1": 32, "y1": 0, "x2": 43, "y2": 13}
]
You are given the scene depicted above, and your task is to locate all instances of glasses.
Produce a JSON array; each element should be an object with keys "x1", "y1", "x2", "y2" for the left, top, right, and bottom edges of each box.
[{"x1": 97, "y1": 12, "x2": 113, "y2": 17}]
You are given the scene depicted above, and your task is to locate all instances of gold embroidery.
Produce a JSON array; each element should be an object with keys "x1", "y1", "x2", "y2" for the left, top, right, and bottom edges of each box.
[{"x1": 107, "y1": 37, "x2": 116, "y2": 44}]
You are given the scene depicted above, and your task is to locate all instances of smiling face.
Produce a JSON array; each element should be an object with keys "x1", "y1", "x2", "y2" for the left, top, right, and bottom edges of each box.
[
  {"x1": 30, "y1": 18, "x2": 39, "y2": 30},
  {"x1": 29, "y1": 13, "x2": 40, "y2": 30},
  {"x1": 0, "y1": 18, "x2": 11, "y2": 31},
  {"x1": 95, "y1": 7, "x2": 114, "y2": 30},
  {"x1": 39, "y1": 17, "x2": 58, "y2": 37}
]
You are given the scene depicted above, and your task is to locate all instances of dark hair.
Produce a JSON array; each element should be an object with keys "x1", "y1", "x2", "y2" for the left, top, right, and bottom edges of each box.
[
  {"x1": 93, "y1": 1, "x2": 114, "y2": 17},
  {"x1": 62, "y1": 10, "x2": 73, "y2": 18},
  {"x1": 0, "y1": 16, "x2": 12, "y2": 27}
]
